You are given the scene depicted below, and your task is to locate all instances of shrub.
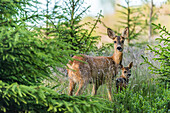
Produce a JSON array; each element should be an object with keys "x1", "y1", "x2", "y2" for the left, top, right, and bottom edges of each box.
[
  {"x1": 0, "y1": 80, "x2": 112, "y2": 112},
  {"x1": 0, "y1": 25, "x2": 72, "y2": 85},
  {"x1": 0, "y1": 0, "x2": 111, "y2": 112},
  {"x1": 142, "y1": 23, "x2": 170, "y2": 88},
  {"x1": 111, "y1": 84, "x2": 169, "y2": 113}
]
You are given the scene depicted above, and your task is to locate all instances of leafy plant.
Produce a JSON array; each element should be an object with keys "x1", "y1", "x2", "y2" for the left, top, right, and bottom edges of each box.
[{"x1": 112, "y1": 84, "x2": 169, "y2": 113}]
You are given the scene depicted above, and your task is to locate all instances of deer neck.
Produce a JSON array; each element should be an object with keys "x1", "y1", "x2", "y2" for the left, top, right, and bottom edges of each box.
[
  {"x1": 120, "y1": 75, "x2": 126, "y2": 79},
  {"x1": 120, "y1": 75, "x2": 128, "y2": 82},
  {"x1": 112, "y1": 50, "x2": 123, "y2": 65}
]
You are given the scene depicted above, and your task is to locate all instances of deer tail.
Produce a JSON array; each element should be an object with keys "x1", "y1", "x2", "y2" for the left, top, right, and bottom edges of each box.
[{"x1": 68, "y1": 60, "x2": 73, "y2": 65}]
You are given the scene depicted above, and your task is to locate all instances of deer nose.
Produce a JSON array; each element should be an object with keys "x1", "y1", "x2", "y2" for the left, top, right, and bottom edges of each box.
[
  {"x1": 117, "y1": 46, "x2": 122, "y2": 51},
  {"x1": 127, "y1": 74, "x2": 131, "y2": 77}
]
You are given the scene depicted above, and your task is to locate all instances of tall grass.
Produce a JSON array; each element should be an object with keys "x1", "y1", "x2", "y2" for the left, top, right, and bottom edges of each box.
[{"x1": 44, "y1": 41, "x2": 169, "y2": 112}]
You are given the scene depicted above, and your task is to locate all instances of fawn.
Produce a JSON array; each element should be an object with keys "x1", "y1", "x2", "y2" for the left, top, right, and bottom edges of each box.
[
  {"x1": 67, "y1": 27, "x2": 129, "y2": 100},
  {"x1": 116, "y1": 62, "x2": 133, "y2": 92}
]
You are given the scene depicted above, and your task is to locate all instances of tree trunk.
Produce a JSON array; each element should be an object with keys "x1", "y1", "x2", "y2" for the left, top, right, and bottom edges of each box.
[
  {"x1": 149, "y1": 0, "x2": 153, "y2": 43},
  {"x1": 127, "y1": 0, "x2": 130, "y2": 46},
  {"x1": 46, "y1": 0, "x2": 49, "y2": 38}
]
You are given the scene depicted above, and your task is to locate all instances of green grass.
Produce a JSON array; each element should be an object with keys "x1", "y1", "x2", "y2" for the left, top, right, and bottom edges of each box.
[{"x1": 49, "y1": 44, "x2": 157, "y2": 95}]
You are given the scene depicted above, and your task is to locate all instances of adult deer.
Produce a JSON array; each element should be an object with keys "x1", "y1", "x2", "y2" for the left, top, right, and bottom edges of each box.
[
  {"x1": 67, "y1": 27, "x2": 128, "y2": 100},
  {"x1": 116, "y1": 62, "x2": 133, "y2": 92}
]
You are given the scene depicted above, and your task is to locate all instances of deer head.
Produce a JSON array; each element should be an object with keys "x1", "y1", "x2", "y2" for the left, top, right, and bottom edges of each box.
[
  {"x1": 121, "y1": 62, "x2": 133, "y2": 79},
  {"x1": 107, "y1": 27, "x2": 128, "y2": 52}
]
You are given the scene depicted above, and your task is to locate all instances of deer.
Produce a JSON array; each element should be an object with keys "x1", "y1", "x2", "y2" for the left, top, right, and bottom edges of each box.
[
  {"x1": 67, "y1": 27, "x2": 129, "y2": 101},
  {"x1": 116, "y1": 62, "x2": 133, "y2": 92}
]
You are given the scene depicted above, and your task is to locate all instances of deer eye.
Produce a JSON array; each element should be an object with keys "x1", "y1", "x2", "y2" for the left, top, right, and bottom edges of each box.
[
  {"x1": 124, "y1": 71, "x2": 126, "y2": 73},
  {"x1": 114, "y1": 41, "x2": 117, "y2": 43},
  {"x1": 122, "y1": 40, "x2": 124, "y2": 43}
]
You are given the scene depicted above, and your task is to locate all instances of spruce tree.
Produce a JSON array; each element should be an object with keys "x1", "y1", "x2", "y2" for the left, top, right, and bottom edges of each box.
[
  {"x1": 0, "y1": 0, "x2": 111, "y2": 112},
  {"x1": 45, "y1": 0, "x2": 102, "y2": 53},
  {"x1": 117, "y1": 0, "x2": 145, "y2": 45}
]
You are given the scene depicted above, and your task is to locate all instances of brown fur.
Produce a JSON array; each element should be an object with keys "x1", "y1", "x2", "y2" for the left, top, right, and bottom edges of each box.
[
  {"x1": 116, "y1": 62, "x2": 133, "y2": 92},
  {"x1": 67, "y1": 27, "x2": 128, "y2": 101}
]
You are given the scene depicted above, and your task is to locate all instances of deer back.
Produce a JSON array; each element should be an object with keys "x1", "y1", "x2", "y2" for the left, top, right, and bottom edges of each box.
[{"x1": 68, "y1": 55, "x2": 117, "y2": 83}]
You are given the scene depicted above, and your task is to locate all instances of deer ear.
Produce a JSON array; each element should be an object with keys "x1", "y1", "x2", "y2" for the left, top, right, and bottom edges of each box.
[
  {"x1": 119, "y1": 64, "x2": 124, "y2": 69},
  {"x1": 107, "y1": 28, "x2": 116, "y2": 39},
  {"x1": 128, "y1": 62, "x2": 133, "y2": 69},
  {"x1": 122, "y1": 27, "x2": 129, "y2": 38}
]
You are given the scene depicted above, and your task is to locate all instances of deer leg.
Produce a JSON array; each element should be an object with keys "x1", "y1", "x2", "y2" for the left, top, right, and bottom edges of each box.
[
  {"x1": 107, "y1": 86, "x2": 112, "y2": 101},
  {"x1": 116, "y1": 86, "x2": 119, "y2": 93},
  {"x1": 92, "y1": 83, "x2": 96, "y2": 96},
  {"x1": 106, "y1": 79, "x2": 112, "y2": 101},
  {"x1": 120, "y1": 87, "x2": 122, "y2": 93},
  {"x1": 92, "y1": 83, "x2": 99, "y2": 96},
  {"x1": 75, "y1": 80, "x2": 85, "y2": 96},
  {"x1": 68, "y1": 79, "x2": 76, "y2": 96}
]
